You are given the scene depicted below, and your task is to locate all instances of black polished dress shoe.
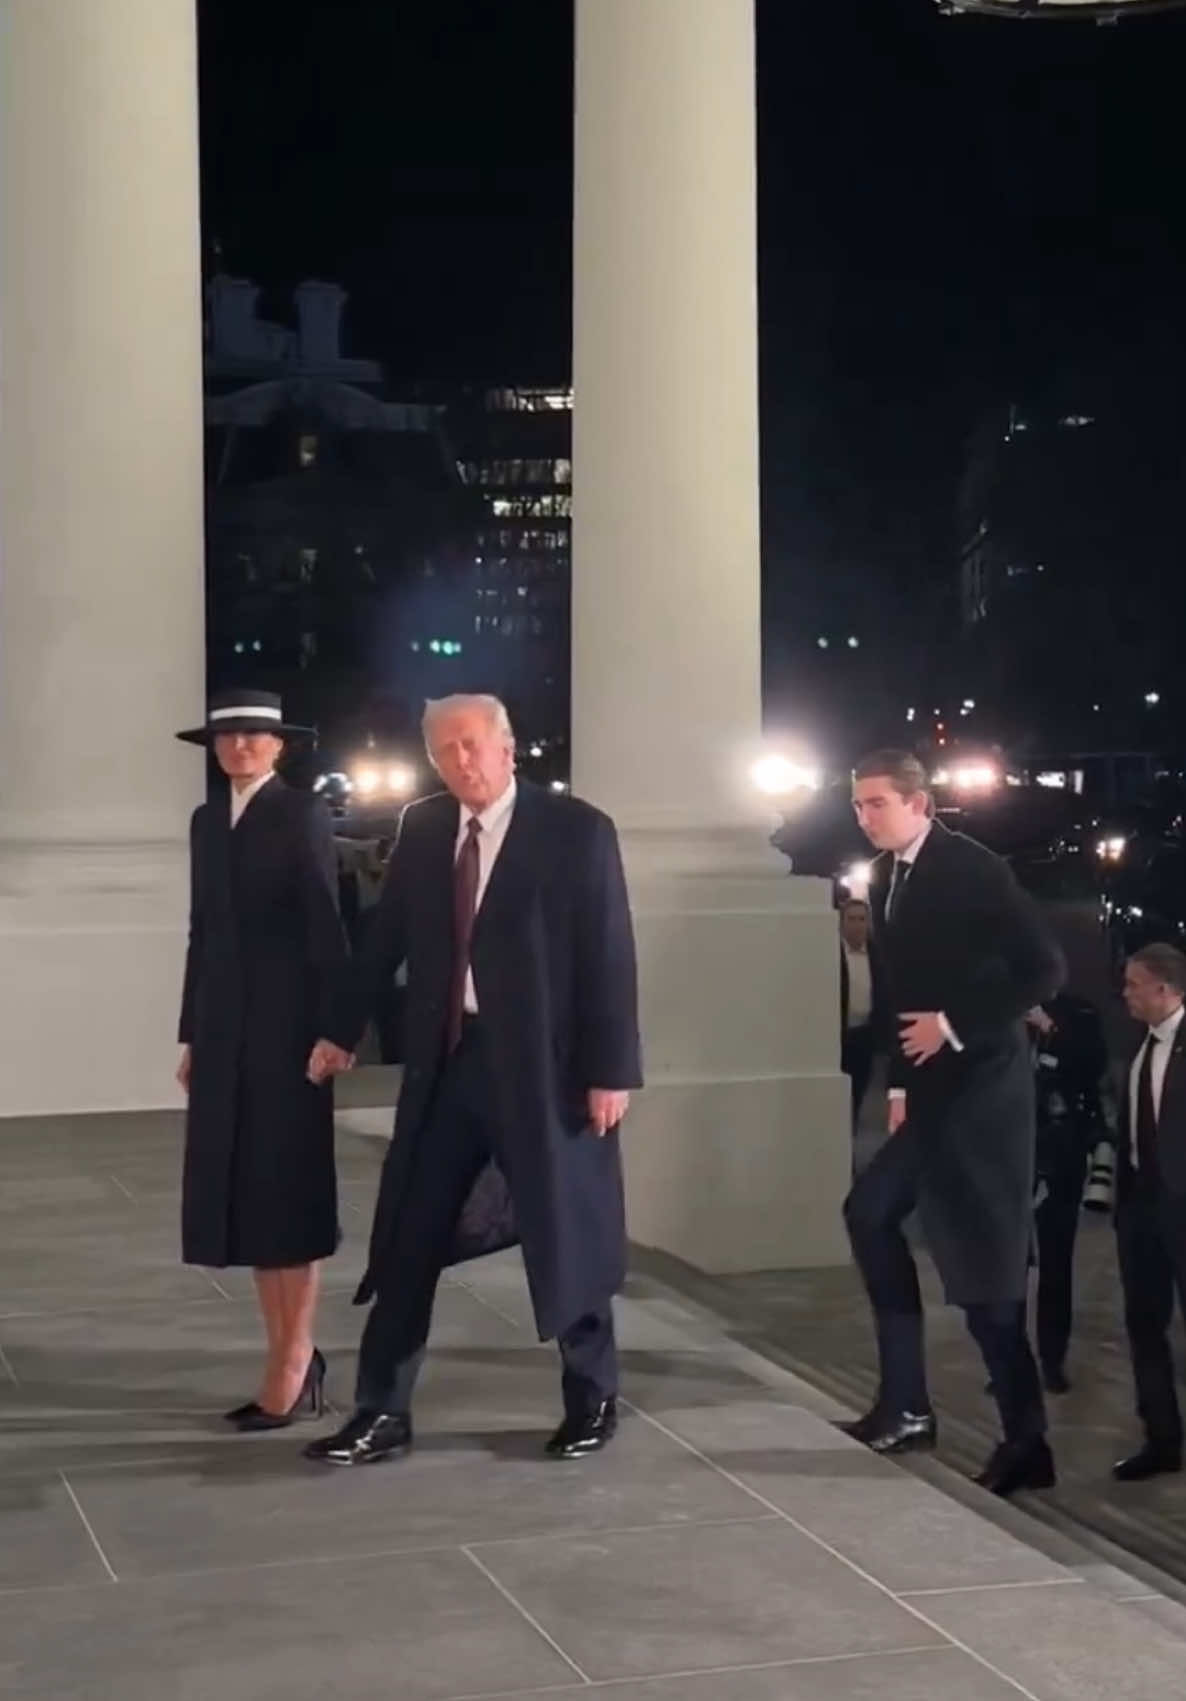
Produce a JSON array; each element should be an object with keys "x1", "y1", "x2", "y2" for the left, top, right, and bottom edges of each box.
[
  {"x1": 304, "y1": 1409, "x2": 412, "y2": 1466},
  {"x1": 974, "y1": 1436, "x2": 1055, "y2": 1496},
  {"x1": 1112, "y1": 1444, "x2": 1182, "y2": 1483},
  {"x1": 545, "y1": 1398, "x2": 618, "y2": 1458},
  {"x1": 1041, "y1": 1362, "x2": 1071, "y2": 1396},
  {"x1": 838, "y1": 1408, "x2": 936, "y2": 1455},
  {"x1": 233, "y1": 1349, "x2": 326, "y2": 1433}
]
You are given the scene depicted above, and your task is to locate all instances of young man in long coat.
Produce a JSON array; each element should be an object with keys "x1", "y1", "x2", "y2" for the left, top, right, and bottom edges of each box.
[
  {"x1": 842, "y1": 750, "x2": 1065, "y2": 1497},
  {"x1": 177, "y1": 688, "x2": 349, "y2": 1428},
  {"x1": 305, "y1": 693, "x2": 642, "y2": 1465}
]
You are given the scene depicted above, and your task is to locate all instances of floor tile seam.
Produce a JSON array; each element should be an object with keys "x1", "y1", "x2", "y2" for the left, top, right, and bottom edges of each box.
[
  {"x1": 461, "y1": 1544, "x2": 592, "y2": 1685},
  {"x1": 437, "y1": 1642, "x2": 959, "y2": 1701},
  {"x1": 57, "y1": 1469, "x2": 118, "y2": 1584},
  {"x1": 620, "y1": 1399, "x2": 1047, "y2": 1701},
  {"x1": 900, "y1": 1577, "x2": 1086, "y2": 1599},
  {"x1": 0, "y1": 1515, "x2": 784, "y2": 1598}
]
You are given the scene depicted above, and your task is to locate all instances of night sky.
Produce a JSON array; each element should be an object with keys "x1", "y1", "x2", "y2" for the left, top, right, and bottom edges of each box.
[{"x1": 199, "y1": 0, "x2": 1186, "y2": 705}]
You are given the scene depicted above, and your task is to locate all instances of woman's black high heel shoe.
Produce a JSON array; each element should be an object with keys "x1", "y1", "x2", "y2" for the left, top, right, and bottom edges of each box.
[{"x1": 230, "y1": 1348, "x2": 326, "y2": 1432}]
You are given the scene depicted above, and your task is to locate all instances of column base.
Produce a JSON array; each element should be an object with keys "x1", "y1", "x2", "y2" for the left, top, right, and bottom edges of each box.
[
  {"x1": 621, "y1": 831, "x2": 851, "y2": 1274},
  {"x1": 0, "y1": 841, "x2": 188, "y2": 1117}
]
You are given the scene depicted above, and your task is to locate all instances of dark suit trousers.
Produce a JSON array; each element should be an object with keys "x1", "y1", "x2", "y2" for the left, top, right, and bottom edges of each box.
[
  {"x1": 1034, "y1": 1131, "x2": 1088, "y2": 1373},
  {"x1": 1116, "y1": 1175, "x2": 1186, "y2": 1450},
  {"x1": 355, "y1": 1021, "x2": 617, "y2": 1417},
  {"x1": 841, "y1": 1025, "x2": 875, "y2": 1133},
  {"x1": 844, "y1": 1118, "x2": 1047, "y2": 1442}
]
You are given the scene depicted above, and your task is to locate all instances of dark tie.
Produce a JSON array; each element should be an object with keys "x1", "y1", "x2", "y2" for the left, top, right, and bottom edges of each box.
[
  {"x1": 1136, "y1": 1032, "x2": 1161, "y2": 1177},
  {"x1": 885, "y1": 858, "x2": 909, "y2": 924},
  {"x1": 447, "y1": 817, "x2": 482, "y2": 1052}
]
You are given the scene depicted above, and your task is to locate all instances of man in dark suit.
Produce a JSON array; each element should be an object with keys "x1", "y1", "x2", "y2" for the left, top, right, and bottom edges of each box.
[
  {"x1": 1027, "y1": 993, "x2": 1109, "y2": 1393},
  {"x1": 840, "y1": 750, "x2": 1065, "y2": 1496},
  {"x1": 1112, "y1": 942, "x2": 1186, "y2": 1482},
  {"x1": 840, "y1": 898, "x2": 877, "y2": 1133},
  {"x1": 305, "y1": 694, "x2": 642, "y2": 1466}
]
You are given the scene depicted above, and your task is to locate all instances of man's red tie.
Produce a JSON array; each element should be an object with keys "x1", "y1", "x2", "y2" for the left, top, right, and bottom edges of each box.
[{"x1": 447, "y1": 817, "x2": 482, "y2": 1052}]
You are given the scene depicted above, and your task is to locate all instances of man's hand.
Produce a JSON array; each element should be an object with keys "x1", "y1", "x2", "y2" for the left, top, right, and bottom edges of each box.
[
  {"x1": 1026, "y1": 1005, "x2": 1054, "y2": 1037},
  {"x1": 888, "y1": 1093, "x2": 907, "y2": 1135},
  {"x1": 307, "y1": 1039, "x2": 355, "y2": 1086},
  {"x1": 587, "y1": 1088, "x2": 630, "y2": 1137},
  {"x1": 176, "y1": 1045, "x2": 192, "y2": 1095},
  {"x1": 899, "y1": 1012, "x2": 947, "y2": 1067}
]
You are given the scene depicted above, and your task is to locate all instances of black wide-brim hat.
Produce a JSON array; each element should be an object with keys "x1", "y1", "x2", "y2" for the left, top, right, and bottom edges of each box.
[{"x1": 176, "y1": 688, "x2": 315, "y2": 746}]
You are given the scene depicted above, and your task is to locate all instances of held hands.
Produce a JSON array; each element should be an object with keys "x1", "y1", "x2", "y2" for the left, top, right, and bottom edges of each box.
[
  {"x1": 307, "y1": 1038, "x2": 355, "y2": 1086},
  {"x1": 176, "y1": 1045, "x2": 192, "y2": 1094},
  {"x1": 887, "y1": 1093, "x2": 907, "y2": 1135},
  {"x1": 587, "y1": 1088, "x2": 630, "y2": 1138},
  {"x1": 899, "y1": 1011, "x2": 947, "y2": 1067}
]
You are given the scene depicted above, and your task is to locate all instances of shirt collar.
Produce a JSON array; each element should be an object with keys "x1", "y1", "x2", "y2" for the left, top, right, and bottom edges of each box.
[
  {"x1": 896, "y1": 819, "x2": 933, "y2": 867},
  {"x1": 465, "y1": 776, "x2": 517, "y2": 835},
  {"x1": 230, "y1": 769, "x2": 275, "y2": 817},
  {"x1": 1150, "y1": 1004, "x2": 1185, "y2": 1045}
]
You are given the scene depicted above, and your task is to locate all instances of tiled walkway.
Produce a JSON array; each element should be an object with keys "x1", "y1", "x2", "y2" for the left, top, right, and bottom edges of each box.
[{"x1": 3, "y1": 1112, "x2": 1186, "y2": 1699}]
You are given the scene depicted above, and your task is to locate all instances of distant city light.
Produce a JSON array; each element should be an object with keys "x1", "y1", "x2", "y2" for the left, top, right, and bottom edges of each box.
[
  {"x1": 816, "y1": 637, "x2": 829, "y2": 650},
  {"x1": 906, "y1": 707, "x2": 916, "y2": 723},
  {"x1": 846, "y1": 635, "x2": 859, "y2": 649},
  {"x1": 962, "y1": 698, "x2": 975, "y2": 710},
  {"x1": 528, "y1": 744, "x2": 543, "y2": 759},
  {"x1": 1092, "y1": 703, "x2": 1101, "y2": 712},
  {"x1": 550, "y1": 780, "x2": 568, "y2": 793},
  {"x1": 1145, "y1": 691, "x2": 1161, "y2": 707}
]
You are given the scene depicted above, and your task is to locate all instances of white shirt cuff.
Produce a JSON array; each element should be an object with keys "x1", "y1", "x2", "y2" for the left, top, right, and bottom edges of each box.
[
  {"x1": 937, "y1": 1012, "x2": 964, "y2": 1052},
  {"x1": 888, "y1": 1088, "x2": 906, "y2": 1101}
]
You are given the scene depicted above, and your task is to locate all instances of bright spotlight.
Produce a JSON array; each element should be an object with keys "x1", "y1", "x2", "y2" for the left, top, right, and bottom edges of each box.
[
  {"x1": 354, "y1": 767, "x2": 380, "y2": 796},
  {"x1": 751, "y1": 754, "x2": 821, "y2": 798},
  {"x1": 387, "y1": 766, "x2": 415, "y2": 796}
]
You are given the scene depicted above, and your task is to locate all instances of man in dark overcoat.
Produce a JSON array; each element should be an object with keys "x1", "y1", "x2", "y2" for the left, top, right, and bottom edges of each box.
[
  {"x1": 841, "y1": 750, "x2": 1065, "y2": 1497},
  {"x1": 306, "y1": 693, "x2": 642, "y2": 1465}
]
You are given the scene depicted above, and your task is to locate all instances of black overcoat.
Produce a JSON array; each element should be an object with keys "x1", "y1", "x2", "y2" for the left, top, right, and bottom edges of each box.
[
  {"x1": 331, "y1": 781, "x2": 642, "y2": 1341},
  {"x1": 870, "y1": 821, "x2": 1064, "y2": 1305},
  {"x1": 178, "y1": 778, "x2": 349, "y2": 1268}
]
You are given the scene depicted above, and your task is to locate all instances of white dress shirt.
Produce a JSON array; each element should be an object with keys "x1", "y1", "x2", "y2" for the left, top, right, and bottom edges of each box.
[
  {"x1": 843, "y1": 944, "x2": 873, "y2": 1030},
  {"x1": 1129, "y1": 1003, "x2": 1185, "y2": 1168},
  {"x1": 457, "y1": 777, "x2": 517, "y2": 1014},
  {"x1": 230, "y1": 768, "x2": 275, "y2": 828}
]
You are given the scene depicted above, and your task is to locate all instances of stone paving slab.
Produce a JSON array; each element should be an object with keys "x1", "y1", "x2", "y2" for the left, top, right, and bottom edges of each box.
[{"x1": 1, "y1": 1113, "x2": 1185, "y2": 1700}]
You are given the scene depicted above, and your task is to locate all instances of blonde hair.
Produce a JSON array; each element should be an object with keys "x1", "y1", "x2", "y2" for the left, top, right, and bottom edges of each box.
[{"x1": 421, "y1": 694, "x2": 515, "y2": 749}]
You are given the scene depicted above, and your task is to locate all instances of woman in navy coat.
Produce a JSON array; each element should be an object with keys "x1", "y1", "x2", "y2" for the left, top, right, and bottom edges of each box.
[{"x1": 176, "y1": 689, "x2": 349, "y2": 1429}]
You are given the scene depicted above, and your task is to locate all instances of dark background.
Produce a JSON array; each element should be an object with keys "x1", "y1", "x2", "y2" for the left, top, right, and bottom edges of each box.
[{"x1": 198, "y1": 0, "x2": 1186, "y2": 764}]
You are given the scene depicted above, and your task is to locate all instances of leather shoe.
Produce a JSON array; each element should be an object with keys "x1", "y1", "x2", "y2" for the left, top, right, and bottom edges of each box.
[
  {"x1": 974, "y1": 1436, "x2": 1055, "y2": 1496},
  {"x1": 837, "y1": 1408, "x2": 936, "y2": 1455},
  {"x1": 303, "y1": 1409, "x2": 412, "y2": 1466},
  {"x1": 546, "y1": 1398, "x2": 617, "y2": 1458},
  {"x1": 1112, "y1": 1444, "x2": 1182, "y2": 1483}
]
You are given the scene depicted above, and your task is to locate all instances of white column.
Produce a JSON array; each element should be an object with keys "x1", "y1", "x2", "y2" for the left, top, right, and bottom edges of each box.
[
  {"x1": 573, "y1": 0, "x2": 848, "y2": 1271},
  {"x1": 0, "y1": 0, "x2": 205, "y2": 1115}
]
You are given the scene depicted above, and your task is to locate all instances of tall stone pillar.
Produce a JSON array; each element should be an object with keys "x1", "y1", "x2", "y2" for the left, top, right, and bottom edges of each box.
[
  {"x1": 572, "y1": 0, "x2": 848, "y2": 1270},
  {"x1": 0, "y1": 0, "x2": 205, "y2": 1115}
]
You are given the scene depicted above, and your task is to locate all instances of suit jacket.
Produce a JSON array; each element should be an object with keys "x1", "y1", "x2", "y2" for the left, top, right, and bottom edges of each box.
[
  {"x1": 329, "y1": 780, "x2": 643, "y2": 1340},
  {"x1": 1115, "y1": 1020, "x2": 1186, "y2": 1203},
  {"x1": 869, "y1": 820, "x2": 1065, "y2": 1304},
  {"x1": 840, "y1": 941, "x2": 878, "y2": 1034}
]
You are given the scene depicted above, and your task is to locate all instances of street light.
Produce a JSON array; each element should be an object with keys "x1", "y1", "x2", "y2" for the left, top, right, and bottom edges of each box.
[{"x1": 751, "y1": 753, "x2": 821, "y2": 799}]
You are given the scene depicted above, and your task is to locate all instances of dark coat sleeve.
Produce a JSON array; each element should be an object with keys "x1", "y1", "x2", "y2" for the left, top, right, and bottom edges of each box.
[
  {"x1": 178, "y1": 807, "x2": 203, "y2": 1045},
  {"x1": 324, "y1": 807, "x2": 411, "y2": 1052},
  {"x1": 944, "y1": 853, "x2": 1065, "y2": 1046},
  {"x1": 573, "y1": 812, "x2": 643, "y2": 1091},
  {"x1": 296, "y1": 797, "x2": 351, "y2": 1039}
]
